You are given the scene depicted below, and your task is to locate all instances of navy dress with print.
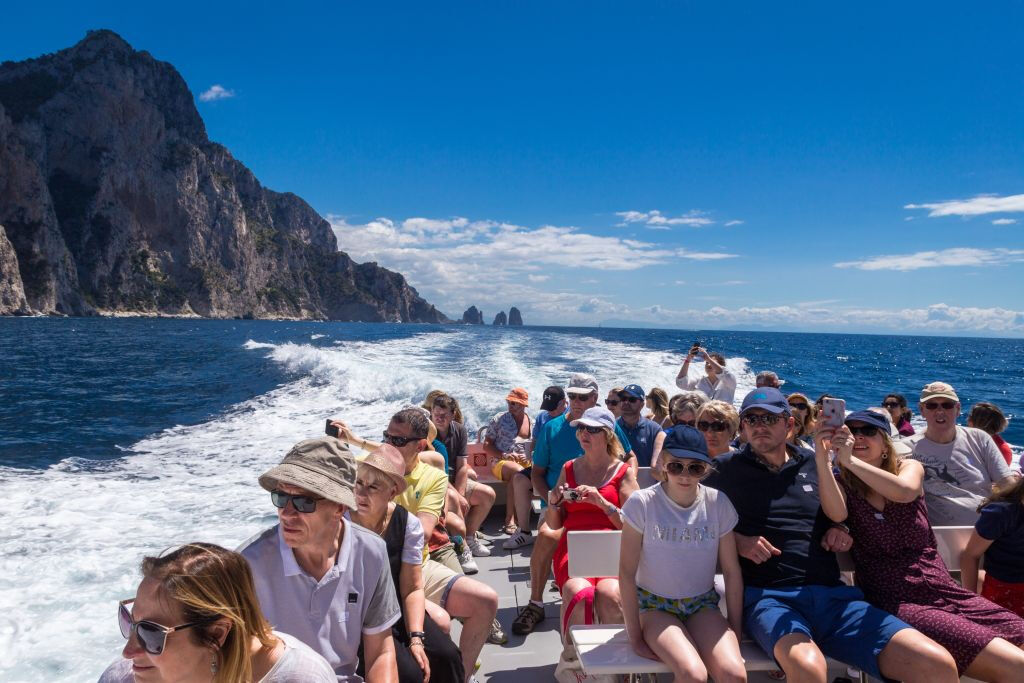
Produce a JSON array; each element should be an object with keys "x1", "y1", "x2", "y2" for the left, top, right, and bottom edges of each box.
[{"x1": 841, "y1": 481, "x2": 1024, "y2": 674}]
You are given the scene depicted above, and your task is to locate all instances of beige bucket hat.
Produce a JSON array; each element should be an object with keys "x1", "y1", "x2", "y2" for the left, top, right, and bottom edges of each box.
[{"x1": 259, "y1": 437, "x2": 357, "y2": 508}]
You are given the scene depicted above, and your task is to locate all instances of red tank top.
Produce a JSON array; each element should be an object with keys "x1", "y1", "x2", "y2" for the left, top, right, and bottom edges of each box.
[{"x1": 563, "y1": 459, "x2": 629, "y2": 532}]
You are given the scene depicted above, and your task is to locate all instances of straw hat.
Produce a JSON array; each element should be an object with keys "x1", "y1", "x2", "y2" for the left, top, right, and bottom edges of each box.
[{"x1": 357, "y1": 444, "x2": 408, "y2": 494}]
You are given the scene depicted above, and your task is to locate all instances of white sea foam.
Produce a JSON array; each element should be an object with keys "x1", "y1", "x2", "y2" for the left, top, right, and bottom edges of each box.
[{"x1": 0, "y1": 328, "x2": 752, "y2": 681}]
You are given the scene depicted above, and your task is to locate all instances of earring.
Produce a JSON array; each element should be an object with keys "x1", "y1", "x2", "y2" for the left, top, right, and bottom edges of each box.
[
  {"x1": 881, "y1": 452, "x2": 889, "y2": 460},
  {"x1": 211, "y1": 653, "x2": 218, "y2": 674}
]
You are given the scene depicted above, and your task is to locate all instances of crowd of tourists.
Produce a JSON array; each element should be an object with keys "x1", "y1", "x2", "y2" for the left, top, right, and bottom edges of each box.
[{"x1": 101, "y1": 346, "x2": 1024, "y2": 683}]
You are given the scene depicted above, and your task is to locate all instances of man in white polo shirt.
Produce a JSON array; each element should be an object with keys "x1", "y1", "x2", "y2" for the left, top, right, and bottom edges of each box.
[{"x1": 240, "y1": 437, "x2": 401, "y2": 682}]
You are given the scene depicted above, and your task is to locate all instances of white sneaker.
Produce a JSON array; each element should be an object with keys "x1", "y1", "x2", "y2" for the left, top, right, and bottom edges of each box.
[
  {"x1": 502, "y1": 531, "x2": 534, "y2": 550},
  {"x1": 466, "y1": 536, "x2": 491, "y2": 557},
  {"x1": 458, "y1": 547, "x2": 479, "y2": 574}
]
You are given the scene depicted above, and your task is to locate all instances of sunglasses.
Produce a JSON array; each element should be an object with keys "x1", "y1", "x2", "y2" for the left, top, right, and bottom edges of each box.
[
  {"x1": 270, "y1": 489, "x2": 322, "y2": 513},
  {"x1": 788, "y1": 402, "x2": 809, "y2": 412},
  {"x1": 742, "y1": 413, "x2": 784, "y2": 426},
  {"x1": 382, "y1": 431, "x2": 417, "y2": 447},
  {"x1": 604, "y1": 399, "x2": 620, "y2": 407},
  {"x1": 618, "y1": 395, "x2": 643, "y2": 404},
  {"x1": 569, "y1": 393, "x2": 594, "y2": 402},
  {"x1": 882, "y1": 401, "x2": 901, "y2": 409},
  {"x1": 665, "y1": 460, "x2": 711, "y2": 477},
  {"x1": 697, "y1": 420, "x2": 729, "y2": 433},
  {"x1": 923, "y1": 401, "x2": 956, "y2": 411},
  {"x1": 847, "y1": 425, "x2": 881, "y2": 437},
  {"x1": 576, "y1": 424, "x2": 604, "y2": 435},
  {"x1": 118, "y1": 599, "x2": 206, "y2": 655},
  {"x1": 674, "y1": 419, "x2": 696, "y2": 428}
]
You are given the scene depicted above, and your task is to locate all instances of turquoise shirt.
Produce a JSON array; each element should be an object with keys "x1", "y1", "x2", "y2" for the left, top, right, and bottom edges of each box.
[{"x1": 532, "y1": 414, "x2": 633, "y2": 490}]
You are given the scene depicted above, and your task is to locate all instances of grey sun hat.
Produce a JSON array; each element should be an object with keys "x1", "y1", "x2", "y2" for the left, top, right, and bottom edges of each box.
[
  {"x1": 259, "y1": 437, "x2": 357, "y2": 508},
  {"x1": 566, "y1": 373, "x2": 599, "y2": 395}
]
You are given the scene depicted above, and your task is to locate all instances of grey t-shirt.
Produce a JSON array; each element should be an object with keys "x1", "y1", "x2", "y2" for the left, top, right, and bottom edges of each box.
[
  {"x1": 98, "y1": 631, "x2": 336, "y2": 682},
  {"x1": 907, "y1": 426, "x2": 1012, "y2": 525}
]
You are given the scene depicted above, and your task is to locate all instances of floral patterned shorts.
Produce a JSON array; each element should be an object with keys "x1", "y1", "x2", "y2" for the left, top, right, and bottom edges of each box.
[{"x1": 637, "y1": 587, "x2": 720, "y2": 621}]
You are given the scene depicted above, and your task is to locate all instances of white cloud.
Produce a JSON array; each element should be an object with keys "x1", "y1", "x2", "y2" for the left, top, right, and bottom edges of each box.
[
  {"x1": 724, "y1": 220, "x2": 744, "y2": 226},
  {"x1": 904, "y1": 193, "x2": 1024, "y2": 217},
  {"x1": 198, "y1": 84, "x2": 235, "y2": 102},
  {"x1": 675, "y1": 248, "x2": 738, "y2": 261},
  {"x1": 616, "y1": 209, "x2": 713, "y2": 228},
  {"x1": 992, "y1": 218, "x2": 1018, "y2": 225},
  {"x1": 835, "y1": 247, "x2": 1024, "y2": 271},
  {"x1": 527, "y1": 274, "x2": 550, "y2": 283}
]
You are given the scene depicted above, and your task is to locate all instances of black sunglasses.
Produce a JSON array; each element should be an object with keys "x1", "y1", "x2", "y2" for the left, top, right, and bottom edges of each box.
[
  {"x1": 882, "y1": 401, "x2": 901, "y2": 409},
  {"x1": 382, "y1": 431, "x2": 417, "y2": 447},
  {"x1": 270, "y1": 489, "x2": 322, "y2": 513},
  {"x1": 119, "y1": 599, "x2": 207, "y2": 655},
  {"x1": 788, "y1": 402, "x2": 809, "y2": 412},
  {"x1": 697, "y1": 420, "x2": 729, "y2": 433},
  {"x1": 665, "y1": 460, "x2": 711, "y2": 477},
  {"x1": 604, "y1": 399, "x2": 620, "y2": 407},
  {"x1": 848, "y1": 425, "x2": 881, "y2": 437},
  {"x1": 923, "y1": 401, "x2": 956, "y2": 411},
  {"x1": 618, "y1": 395, "x2": 643, "y2": 404},
  {"x1": 576, "y1": 424, "x2": 604, "y2": 434},
  {"x1": 742, "y1": 413, "x2": 784, "y2": 426}
]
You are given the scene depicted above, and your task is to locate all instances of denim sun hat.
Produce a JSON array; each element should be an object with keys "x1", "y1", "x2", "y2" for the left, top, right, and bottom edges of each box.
[
  {"x1": 844, "y1": 410, "x2": 891, "y2": 433},
  {"x1": 570, "y1": 406, "x2": 617, "y2": 430},
  {"x1": 740, "y1": 387, "x2": 791, "y2": 415},
  {"x1": 661, "y1": 424, "x2": 713, "y2": 465},
  {"x1": 620, "y1": 384, "x2": 645, "y2": 399}
]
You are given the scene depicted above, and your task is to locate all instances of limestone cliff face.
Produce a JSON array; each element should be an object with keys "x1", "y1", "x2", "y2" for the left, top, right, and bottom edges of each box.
[
  {"x1": 0, "y1": 30, "x2": 448, "y2": 322},
  {"x1": 508, "y1": 307, "x2": 523, "y2": 326},
  {"x1": 461, "y1": 306, "x2": 484, "y2": 324},
  {"x1": 493, "y1": 310, "x2": 507, "y2": 326},
  {"x1": 0, "y1": 225, "x2": 30, "y2": 314}
]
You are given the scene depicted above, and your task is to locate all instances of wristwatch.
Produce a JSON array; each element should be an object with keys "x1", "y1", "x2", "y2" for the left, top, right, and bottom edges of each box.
[{"x1": 409, "y1": 631, "x2": 427, "y2": 644}]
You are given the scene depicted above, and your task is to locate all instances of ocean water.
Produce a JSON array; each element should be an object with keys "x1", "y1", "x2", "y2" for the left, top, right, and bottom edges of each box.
[{"x1": 0, "y1": 318, "x2": 1021, "y2": 681}]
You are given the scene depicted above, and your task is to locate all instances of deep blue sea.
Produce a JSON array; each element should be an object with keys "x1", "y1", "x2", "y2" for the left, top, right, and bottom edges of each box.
[{"x1": 1, "y1": 317, "x2": 1022, "y2": 680}]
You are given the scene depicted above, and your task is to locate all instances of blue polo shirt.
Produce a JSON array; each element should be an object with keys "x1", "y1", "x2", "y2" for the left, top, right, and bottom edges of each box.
[
  {"x1": 616, "y1": 416, "x2": 663, "y2": 467},
  {"x1": 704, "y1": 443, "x2": 841, "y2": 589},
  {"x1": 976, "y1": 501, "x2": 1024, "y2": 583},
  {"x1": 533, "y1": 414, "x2": 633, "y2": 490}
]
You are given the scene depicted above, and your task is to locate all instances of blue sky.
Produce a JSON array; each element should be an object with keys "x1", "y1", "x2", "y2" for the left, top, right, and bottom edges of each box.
[{"x1": 5, "y1": 2, "x2": 1024, "y2": 335}]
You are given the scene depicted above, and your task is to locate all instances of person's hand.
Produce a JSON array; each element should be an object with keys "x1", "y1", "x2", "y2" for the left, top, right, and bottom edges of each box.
[
  {"x1": 830, "y1": 426, "x2": 855, "y2": 467},
  {"x1": 630, "y1": 634, "x2": 659, "y2": 661},
  {"x1": 735, "y1": 534, "x2": 782, "y2": 564},
  {"x1": 330, "y1": 420, "x2": 356, "y2": 443},
  {"x1": 575, "y1": 484, "x2": 607, "y2": 509},
  {"x1": 813, "y1": 425, "x2": 836, "y2": 460},
  {"x1": 547, "y1": 484, "x2": 568, "y2": 507},
  {"x1": 409, "y1": 639, "x2": 430, "y2": 682},
  {"x1": 822, "y1": 526, "x2": 853, "y2": 553}
]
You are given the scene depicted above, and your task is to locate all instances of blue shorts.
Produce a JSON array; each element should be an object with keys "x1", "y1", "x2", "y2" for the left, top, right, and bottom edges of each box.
[{"x1": 743, "y1": 584, "x2": 911, "y2": 681}]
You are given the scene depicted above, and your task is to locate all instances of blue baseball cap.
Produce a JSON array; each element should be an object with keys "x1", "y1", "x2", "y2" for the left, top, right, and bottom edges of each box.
[
  {"x1": 843, "y1": 410, "x2": 890, "y2": 433},
  {"x1": 740, "y1": 388, "x2": 791, "y2": 416},
  {"x1": 620, "y1": 384, "x2": 645, "y2": 399},
  {"x1": 661, "y1": 425, "x2": 713, "y2": 464}
]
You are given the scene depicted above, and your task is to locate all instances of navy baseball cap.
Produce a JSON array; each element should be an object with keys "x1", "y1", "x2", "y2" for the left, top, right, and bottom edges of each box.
[
  {"x1": 844, "y1": 410, "x2": 890, "y2": 433},
  {"x1": 540, "y1": 386, "x2": 565, "y2": 411},
  {"x1": 661, "y1": 425, "x2": 713, "y2": 464},
  {"x1": 620, "y1": 384, "x2": 645, "y2": 400},
  {"x1": 740, "y1": 388, "x2": 791, "y2": 416}
]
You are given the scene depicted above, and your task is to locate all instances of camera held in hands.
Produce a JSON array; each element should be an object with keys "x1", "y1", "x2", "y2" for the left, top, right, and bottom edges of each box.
[{"x1": 565, "y1": 488, "x2": 583, "y2": 502}]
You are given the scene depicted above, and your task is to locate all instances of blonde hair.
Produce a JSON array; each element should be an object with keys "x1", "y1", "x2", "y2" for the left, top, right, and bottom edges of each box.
[
  {"x1": 839, "y1": 432, "x2": 902, "y2": 500},
  {"x1": 580, "y1": 425, "x2": 626, "y2": 462},
  {"x1": 646, "y1": 388, "x2": 670, "y2": 425},
  {"x1": 357, "y1": 462, "x2": 399, "y2": 496},
  {"x1": 141, "y1": 544, "x2": 276, "y2": 683},
  {"x1": 695, "y1": 400, "x2": 739, "y2": 438}
]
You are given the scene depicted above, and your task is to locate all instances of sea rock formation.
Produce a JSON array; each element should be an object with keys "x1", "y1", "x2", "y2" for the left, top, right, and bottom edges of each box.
[
  {"x1": 508, "y1": 306, "x2": 523, "y2": 326},
  {"x1": 493, "y1": 311, "x2": 507, "y2": 326},
  {"x1": 461, "y1": 306, "x2": 483, "y2": 324},
  {"x1": 0, "y1": 30, "x2": 448, "y2": 322}
]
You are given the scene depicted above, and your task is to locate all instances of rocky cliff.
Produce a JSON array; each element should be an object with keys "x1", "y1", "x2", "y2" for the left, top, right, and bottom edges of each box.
[
  {"x1": 461, "y1": 306, "x2": 483, "y2": 324},
  {"x1": 0, "y1": 30, "x2": 448, "y2": 322},
  {"x1": 508, "y1": 306, "x2": 523, "y2": 326},
  {"x1": 493, "y1": 310, "x2": 507, "y2": 326}
]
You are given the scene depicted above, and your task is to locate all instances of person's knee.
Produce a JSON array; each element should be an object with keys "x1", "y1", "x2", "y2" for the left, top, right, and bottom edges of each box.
[
  {"x1": 561, "y1": 578, "x2": 591, "y2": 601},
  {"x1": 595, "y1": 580, "x2": 620, "y2": 602},
  {"x1": 708, "y1": 658, "x2": 747, "y2": 683},
  {"x1": 775, "y1": 639, "x2": 826, "y2": 679},
  {"x1": 672, "y1": 659, "x2": 708, "y2": 683}
]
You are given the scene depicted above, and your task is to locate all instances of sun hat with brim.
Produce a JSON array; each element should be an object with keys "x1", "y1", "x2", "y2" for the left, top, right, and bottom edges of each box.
[
  {"x1": 259, "y1": 437, "x2": 357, "y2": 508},
  {"x1": 570, "y1": 406, "x2": 616, "y2": 431},
  {"x1": 566, "y1": 373, "x2": 599, "y2": 395},
  {"x1": 356, "y1": 444, "x2": 408, "y2": 495},
  {"x1": 506, "y1": 388, "x2": 529, "y2": 405},
  {"x1": 920, "y1": 381, "x2": 959, "y2": 403},
  {"x1": 740, "y1": 388, "x2": 791, "y2": 415},
  {"x1": 661, "y1": 424, "x2": 713, "y2": 465}
]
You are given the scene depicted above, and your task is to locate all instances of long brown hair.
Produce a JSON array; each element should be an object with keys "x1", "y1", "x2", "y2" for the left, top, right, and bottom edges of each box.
[
  {"x1": 978, "y1": 474, "x2": 1024, "y2": 512},
  {"x1": 141, "y1": 543, "x2": 277, "y2": 683},
  {"x1": 838, "y1": 431, "x2": 902, "y2": 500}
]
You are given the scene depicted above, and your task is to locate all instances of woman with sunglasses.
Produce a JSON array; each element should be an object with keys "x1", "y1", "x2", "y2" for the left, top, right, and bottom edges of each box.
[
  {"x1": 100, "y1": 543, "x2": 334, "y2": 682},
  {"x1": 786, "y1": 392, "x2": 815, "y2": 448},
  {"x1": 816, "y1": 410, "x2": 1024, "y2": 681},
  {"x1": 651, "y1": 392, "x2": 709, "y2": 474},
  {"x1": 547, "y1": 406, "x2": 639, "y2": 641},
  {"x1": 605, "y1": 388, "x2": 624, "y2": 418},
  {"x1": 619, "y1": 425, "x2": 746, "y2": 683},
  {"x1": 882, "y1": 394, "x2": 916, "y2": 437},
  {"x1": 695, "y1": 400, "x2": 740, "y2": 458},
  {"x1": 348, "y1": 445, "x2": 464, "y2": 683}
]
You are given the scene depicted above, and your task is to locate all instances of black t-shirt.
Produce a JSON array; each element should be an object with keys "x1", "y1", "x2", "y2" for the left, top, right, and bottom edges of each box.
[
  {"x1": 705, "y1": 444, "x2": 841, "y2": 589},
  {"x1": 438, "y1": 421, "x2": 468, "y2": 477}
]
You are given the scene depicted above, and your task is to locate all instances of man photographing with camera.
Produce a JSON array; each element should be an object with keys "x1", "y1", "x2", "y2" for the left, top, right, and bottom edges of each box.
[{"x1": 676, "y1": 342, "x2": 738, "y2": 404}]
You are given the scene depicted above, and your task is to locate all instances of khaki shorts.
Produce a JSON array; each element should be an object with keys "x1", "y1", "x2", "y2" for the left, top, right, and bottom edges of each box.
[
  {"x1": 429, "y1": 543, "x2": 463, "y2": 575},
  {"x1": 422, "y1": 557, "x2": 462, "y2": 608}
]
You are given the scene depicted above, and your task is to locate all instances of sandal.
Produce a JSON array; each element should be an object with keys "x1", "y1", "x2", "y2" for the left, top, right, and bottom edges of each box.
[{"x1": 501, "y1": 523, "x2": 518, "y2": 535}]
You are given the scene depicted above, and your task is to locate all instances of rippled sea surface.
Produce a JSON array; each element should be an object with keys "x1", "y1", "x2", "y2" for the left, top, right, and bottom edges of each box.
[{"x1": 1, "y1": 318, "x2": 1021, "y2": 680}]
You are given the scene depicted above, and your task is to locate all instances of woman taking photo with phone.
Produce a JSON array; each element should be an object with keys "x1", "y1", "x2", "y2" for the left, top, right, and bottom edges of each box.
[
  {"x1": 547, "y1": 406, "x2": 638, "y2": 640},
  {"x1": 620, "y1": 425, "x2": 746, "y2": 683},
  {"x1": 100, "y1": 543, "x2": 334, "y2": 682},
  {"x1": 817, "y1": 410, "x2": 1024, "y2": 682}
]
